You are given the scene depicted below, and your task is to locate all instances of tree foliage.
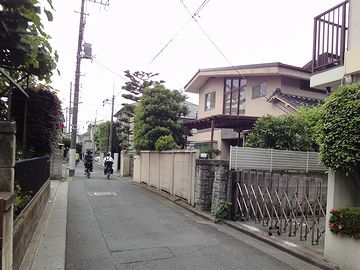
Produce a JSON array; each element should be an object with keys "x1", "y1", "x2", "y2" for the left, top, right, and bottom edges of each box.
[
  {"x1": 133, "y1": 84, "x2": 188, "y2": 151},
  {"x1": 155, "y1": 135, "x2": 180, "y2": 151},
  {"x1": 0, "y1": 0, "x2": 58, "y2": 82},
  {"x1": 11, "y1": 84, "x2": 62, "y2": 157},
  {"x1": 93, "y1": 121, "x2": 127, "y2": 153},
  {"x1": 121, "y1": 70, "x2": 164, "y2": 116},
  {"x1": 317, "y1": 84, "x2": 360, "y2": 176},
  {"x1": 246, "y1": 108, "x2": 321, "y2": 152}
]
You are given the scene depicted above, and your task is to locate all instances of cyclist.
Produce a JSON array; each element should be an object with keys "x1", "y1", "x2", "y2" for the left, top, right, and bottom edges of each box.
[
  {"x1": 84, "y1": 150, "x2": 93, "y2": 175},
  {"x1": 103, "y1": 152, "x2": 114, "y2": 176}
]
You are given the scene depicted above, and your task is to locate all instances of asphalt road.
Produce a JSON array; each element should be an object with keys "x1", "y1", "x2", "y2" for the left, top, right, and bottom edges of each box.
[{"x1": 65, "y1": 165, "x2": 320, "y2": 270}]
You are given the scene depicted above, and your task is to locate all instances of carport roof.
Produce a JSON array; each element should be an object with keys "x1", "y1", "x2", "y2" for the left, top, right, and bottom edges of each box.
[{"x1": 184, "y1": 114, "x2": 258, "y2": 130}]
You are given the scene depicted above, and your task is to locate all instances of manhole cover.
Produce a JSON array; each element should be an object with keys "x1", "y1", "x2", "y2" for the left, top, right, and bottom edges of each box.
[{"x1": 88, "y1": 192, "x2": 117, "y2": 196}]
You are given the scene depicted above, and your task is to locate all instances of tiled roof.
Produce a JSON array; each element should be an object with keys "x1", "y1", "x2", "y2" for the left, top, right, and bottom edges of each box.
[{"x1": 268, "y1": 88, "x2": 323, "y2": 109}]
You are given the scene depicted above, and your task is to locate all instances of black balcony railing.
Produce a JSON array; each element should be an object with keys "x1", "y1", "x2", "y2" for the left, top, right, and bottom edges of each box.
[{"x1": 312, "y1": 1, "x2": 349, "y2": 73}]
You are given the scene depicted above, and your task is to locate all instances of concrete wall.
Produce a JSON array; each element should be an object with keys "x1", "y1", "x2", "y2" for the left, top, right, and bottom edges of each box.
[
  {"x1": 324, "y1": 170, "x2": 360, "y2": 270},
  {"x1": 0, "y1": 121, "x2": 15, "y2": 270},
  {"x1": 137, "y1": 151, "x2": 198, "y2": 205},
  {"x1": 50, "y1": 149, "x2": 63, "y2": 180},
  {"x1": 13, "y1": 181, "x2": 50, "y2": 270}
]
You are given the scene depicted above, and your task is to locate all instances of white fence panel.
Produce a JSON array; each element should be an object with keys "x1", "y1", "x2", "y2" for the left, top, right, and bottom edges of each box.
[{"x1": 230, "y1": 146, "x2": 326, "y2": 172}]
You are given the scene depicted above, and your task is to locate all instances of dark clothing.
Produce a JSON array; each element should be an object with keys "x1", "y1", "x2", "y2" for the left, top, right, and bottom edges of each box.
[
  {"x1": 104, "y1": 161, "x2": 113, "y2": 175},
  {"x1": 84, "y1": 154, "x2": 93, "y2": 172}
]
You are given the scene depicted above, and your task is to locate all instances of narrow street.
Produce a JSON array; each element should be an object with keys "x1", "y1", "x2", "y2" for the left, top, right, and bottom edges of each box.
[{"x1": 65, "y1": 165, "x2": 320, "y2": 270}]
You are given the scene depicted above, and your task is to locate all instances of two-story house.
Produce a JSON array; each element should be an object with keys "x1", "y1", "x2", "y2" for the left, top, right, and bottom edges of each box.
[{"x1": 184, "y1": 62, "x2": 327, "y2": 159}]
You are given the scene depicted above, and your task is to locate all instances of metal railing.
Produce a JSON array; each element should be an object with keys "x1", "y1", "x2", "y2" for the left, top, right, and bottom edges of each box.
[
  {"x1": 312, "y1": 0, "x2": 349, "y2": 73},
  {"x1": 15, "y1": 156, "x2": 50, "y2": 194},
  {"x1": 231, "y1": 170, "x2": 327, "y2": 245}
]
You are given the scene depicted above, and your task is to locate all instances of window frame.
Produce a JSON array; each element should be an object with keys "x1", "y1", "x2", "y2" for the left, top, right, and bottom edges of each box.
[
  {"x1": 205, "y1": 91, "x2": 216, "y2": 111},
  {"x1": 252, "y1": 82, "x2": 267, "y2": 99}
]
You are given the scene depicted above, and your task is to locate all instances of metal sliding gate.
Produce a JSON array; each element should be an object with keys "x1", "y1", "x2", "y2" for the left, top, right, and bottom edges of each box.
[{"x1": 230, "y1": 170, "x2": 327, "y2": 245}]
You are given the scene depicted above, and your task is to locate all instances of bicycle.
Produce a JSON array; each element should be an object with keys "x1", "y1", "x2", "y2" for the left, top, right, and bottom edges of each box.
[{"x1": 85, "y1": 167, "x2": 91, "y2": 178}]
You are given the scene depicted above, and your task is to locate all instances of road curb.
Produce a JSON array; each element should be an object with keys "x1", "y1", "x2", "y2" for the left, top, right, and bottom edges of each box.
[{"x1": 125, "y1": 178, "x2": 338, "y2": 270}]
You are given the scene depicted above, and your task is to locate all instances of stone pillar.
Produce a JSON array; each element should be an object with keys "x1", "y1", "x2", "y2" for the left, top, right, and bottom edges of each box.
[
  {"x1": 50, "y1": 149, "x2": 64, "y2": 180},
  {"x1": 324, "y1": 170, "x2": 360, "y2": 270},
  {"x1": 211, "y1": 161, "x2": 229, "y2": 213},
  {"x1": 0, "y1": 121, "x2": 16, "y2": 270},
  {"x1": 100, "y1": 152, "x2": 104, "y2": 166},
  {"x1": 133, "y1": 155, "x2": 141, "y2": 183},
  {"x1": 113, "y1": 153, "x2": 119, "y2": 173},
  {"x1": 120, "y1": 152, "x2": 130, "y2": 177}
]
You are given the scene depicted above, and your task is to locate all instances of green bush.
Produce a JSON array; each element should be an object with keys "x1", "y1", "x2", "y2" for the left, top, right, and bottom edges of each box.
[
  {"x1": 246, "y1": 110, "x2": 320, "y2": 152},
  {"x1": 329, "y1": 207, "x2": 360, "y2": 239},
  {"x1": 317, "y1": 84, "x2": 360, "y2": 175},
  {"x1": 14, "y1": 184, "x2": 33, "y2": 220},
  {"x1": 155, "y1": 135, "x2": 180, "y2": 151},
  {"x1": 212, "y1": 200, "x2": 231, "y2": 223}
]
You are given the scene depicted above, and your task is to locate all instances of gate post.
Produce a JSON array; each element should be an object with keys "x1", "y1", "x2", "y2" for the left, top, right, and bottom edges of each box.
[
  {"x1": 0, "y1": 121, "x2": 16, "y2": 270},
  {"x1": 230, "y1": 171, "x2": 240, "y2": 220}
]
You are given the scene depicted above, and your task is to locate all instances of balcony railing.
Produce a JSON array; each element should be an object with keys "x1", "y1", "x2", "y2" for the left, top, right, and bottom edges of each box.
[{"x1": 312, "y1": 1, "x2": 349, "y2": 73}]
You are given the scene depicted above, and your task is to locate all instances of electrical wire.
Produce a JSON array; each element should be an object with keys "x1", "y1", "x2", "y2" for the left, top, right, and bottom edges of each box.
[
  {"x1": 149, "y1": 0, "x2": 210, "y2": 64},
  {"x1": 93, "y1": 59, "x2": 128, "y2": 81}
]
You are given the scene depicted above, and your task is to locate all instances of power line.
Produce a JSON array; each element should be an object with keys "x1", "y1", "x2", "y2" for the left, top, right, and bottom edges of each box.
[
  {"x1": 179, "y1": 0, "x2": 246, "y2": 80},
  {"x1": 93, "y1": 59, "x2": 128, "y2": 81},
  {"x1": 149, "y1": 0, "x2": 210, "y2": 64}
]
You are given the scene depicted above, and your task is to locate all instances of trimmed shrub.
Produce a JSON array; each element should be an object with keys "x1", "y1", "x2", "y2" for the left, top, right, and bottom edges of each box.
[
  {"x1": 317, "y1": 84, "x2": 360, "y2": 175},
  {"x1": 155, "y1": 135, "x2": 180, "y2": 151}
]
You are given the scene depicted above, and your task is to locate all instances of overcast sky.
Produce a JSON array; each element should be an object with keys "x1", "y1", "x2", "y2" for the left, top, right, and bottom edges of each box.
[{"x1": 44, "y1": 0, "x2": 341, "y2": 133}]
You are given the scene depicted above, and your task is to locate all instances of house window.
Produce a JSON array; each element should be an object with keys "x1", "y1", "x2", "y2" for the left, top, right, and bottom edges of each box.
[
  {"x1": 205, "y1": 92, "x2": 216, "y2": 111},
  {"x1": 224, "y1": 78, "x2": 247, "y2": 115},
  {"x1": 252, "y1": 82, "x2": 267, "y2": 99}
]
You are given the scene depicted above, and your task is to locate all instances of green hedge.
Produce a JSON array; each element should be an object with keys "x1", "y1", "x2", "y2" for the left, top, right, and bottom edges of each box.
[{"x1": 329, "y1": 207, "x2": 360, "y2": 239}]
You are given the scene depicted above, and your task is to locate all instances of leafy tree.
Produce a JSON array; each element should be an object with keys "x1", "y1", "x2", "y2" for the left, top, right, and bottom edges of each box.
[
  {"x1": 11, "y1": 84, "x2": 62, "y2": 157},
  {"x1": 246, "y1": 110, "x2": 320, "y2": 152},
  {"x1": 121, "y1": 70, "x2": 164, "y2": 116},
  {"x1": 155, "y1": 135, "x2": 180, "y2": 151},
  {"x1": 93, "y1": 121, "x2": 126, "y2": 153},
  {"x1": 0, "y1": 0, "x2": 57, "y2": 82},
  {"x1": 133, "y1": 84, "x2": 188, "y2": 151},
  {"x1": 317, "y1": 84, "x2": 360, "y2": 176}
]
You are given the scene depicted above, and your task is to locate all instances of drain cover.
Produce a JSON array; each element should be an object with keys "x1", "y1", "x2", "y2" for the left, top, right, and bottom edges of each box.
[{"x1": 88, "y1": 192, "x2": 117, "y2": 196}]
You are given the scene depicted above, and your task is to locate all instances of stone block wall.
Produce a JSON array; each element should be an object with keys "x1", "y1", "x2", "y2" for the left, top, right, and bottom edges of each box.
[
  {"x1": 195, "y1": 160, "x2": 229, "y2": 211},
  {"x1": 0, "y1": 121, "x2": 16, "y2": 270}
]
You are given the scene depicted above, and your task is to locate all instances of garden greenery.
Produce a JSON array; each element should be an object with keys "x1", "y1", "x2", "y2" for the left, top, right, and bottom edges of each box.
[
  {"x1": 155, "y1": 135, "x2": 180, "y2": 151},
  {"x1": 133, "y1": 84, "x2": 188, "y2": 151},
  {"x1": 317, "y1": 84, "x2": 360, "y2": 176},
  {"x1": 246, "y1": 108, "x2": 321, "y2": 152},
  {"x1": 329, "y1": 207, "x2": 360, "y2": 239},
  {"x1": 212, "y1": 200, "x2": 231, "y2": 223}
]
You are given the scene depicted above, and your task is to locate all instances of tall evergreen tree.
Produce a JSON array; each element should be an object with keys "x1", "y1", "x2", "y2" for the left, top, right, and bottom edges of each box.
[{"x1": 133, "y1": 84, "x2": 188, "y2": 151}]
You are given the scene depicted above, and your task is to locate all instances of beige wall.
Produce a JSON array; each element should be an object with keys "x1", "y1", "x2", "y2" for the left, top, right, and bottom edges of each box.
[
  {"x1": 349, "y1": 0, "x2": 360, "y2": 50},
  {"x1": 198, "y1": 78, "x2": 224, "y2": 119},
  {"x1": 137, "y1": 151, "x2": 198, "y2": 205}
]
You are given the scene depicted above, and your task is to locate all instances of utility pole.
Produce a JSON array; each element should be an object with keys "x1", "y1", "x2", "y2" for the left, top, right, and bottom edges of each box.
[
  {"x1": 69, "y1": 0, "x2": 110, "y2": 176},
  {"x1": 108, "y1": 93, "x2": 115, "y2": 153},
  {"x1": 68, "y1": 82, "x2": 72, "y2": 134}
]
